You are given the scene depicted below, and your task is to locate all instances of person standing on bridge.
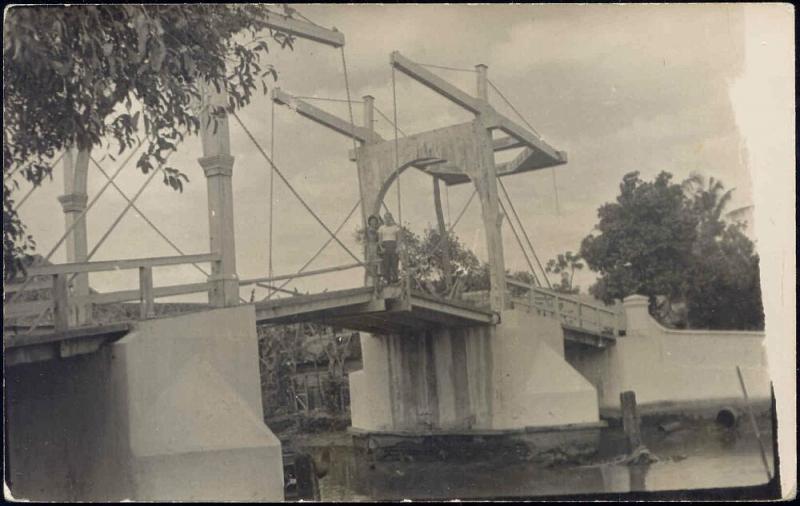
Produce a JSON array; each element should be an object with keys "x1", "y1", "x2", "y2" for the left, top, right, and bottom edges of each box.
[{"x1": 379, "y1": 212, "x2": 401, "y2": 284}]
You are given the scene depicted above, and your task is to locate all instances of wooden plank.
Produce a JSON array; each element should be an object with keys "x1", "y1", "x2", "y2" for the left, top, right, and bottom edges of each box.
[
  {"x1": 272, "y1": 88, "x2": 381, "y2": 144},
  {"x1": 488, "y1": 114, "x2": 565, "y2": 162},
  {"x1": 3, "y1": 279, "x2": 53, "y2": 293},
  {"x1": 4, "y1": 322, "x2": 132, "y2": 349},
  {"x1": 261, "y1": 11, "x2": 345, "y2": 48},
  {"x1": 254, "y1": 288, "x2": 377, "y2": 322},
  {"x1": 410, "y1": 295, "x2": 495, "y2": 324},
  {"x1": 492, "y1": 136, "x2": 526, "y2": 152},
  {"x1": 390, "y1": 52, "x2": 481, "y2": 114},
  {"x1": 73, "y1": 282, "x2": 210, "y2": 305},
  {"x1": 28, "y1": 253, "x2": 219, "y2": 276},
  {"x1": 4, "y1": 299, "x2": 51, "y2": 318}
]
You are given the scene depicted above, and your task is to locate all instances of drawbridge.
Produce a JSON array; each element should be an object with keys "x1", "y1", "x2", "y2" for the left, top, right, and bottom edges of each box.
[{"x1": 4, "y1": 9, "x2": 620, "y2": 369}]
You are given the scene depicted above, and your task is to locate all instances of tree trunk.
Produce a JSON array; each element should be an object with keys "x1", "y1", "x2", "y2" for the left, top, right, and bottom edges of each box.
[{"x1": 432, "y1": 177, "x2": 452, "y2": 293}]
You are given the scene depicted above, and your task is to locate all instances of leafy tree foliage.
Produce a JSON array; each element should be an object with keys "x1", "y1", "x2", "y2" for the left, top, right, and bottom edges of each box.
[
  {"x1": 580, "y1": 170, "x2": 763, "y2": 330},
  {"x1": 3, "y1": 4, "x2": 295, "y2": 280},
  {"x1": 356, "y1": 224, "x2": 539, "y2": 299},
  {"x1": 545, "y1": 251, "x2": 583, "y2": 294},
  {"x1": 682, "y1": 173, "x2": 763, "y2": 329}
]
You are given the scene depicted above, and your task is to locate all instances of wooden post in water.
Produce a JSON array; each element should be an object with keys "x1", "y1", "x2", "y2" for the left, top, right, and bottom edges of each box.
[{"x1": 620, "y1": 390, "x2": 643, "y2": 453}]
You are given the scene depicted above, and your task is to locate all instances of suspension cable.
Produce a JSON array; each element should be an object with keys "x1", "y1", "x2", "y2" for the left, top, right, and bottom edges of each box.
[
  {"x1": 7, "y1": 141, "x2": 144, "y2": 307},
  {"x1": 13, "y1": 184, "x2": 38, "y2": 212},
  {"x1": 4, "y1": 151, "x2": 64, "y2": 183},
  {"x1": 498, "y1": 194, "x2": 540, "y2": 287},
  {"x1": 10, "y1": 152, "x2": 65, "y2": 211},
  {"x1": 339, "y1": 47, "x2": 391, "y2": 217},
  {"x1": 488, "y1": 78, "x2": 561, "y2": 216},
  {"x1": 417, "y1": 62, "x2": 477, "y2": 73},
  {"x1": 339, "y1": 45, "x2": 369, "y2": 223},
  {"x1": 373, "y1": 105, "x2": 408, "y2": 137},
  {"x1": 90, "y1": 157, "x2": 210, "y2": 279},
  {"x1": 19, "y1": 146, "x2": 177, "y2": 337},
  {"x1": 83, "y1": 150, "x2": 176, "y2": 265},
  {"x1": 498, "y1": 177, "x2": 552, "y2": 289},
  {"x1": 232, "y1": 111, "x2": 364, "y2": 266},
  {"x1": 263, "y1": 198, "x2": 361, "y2": 301}
]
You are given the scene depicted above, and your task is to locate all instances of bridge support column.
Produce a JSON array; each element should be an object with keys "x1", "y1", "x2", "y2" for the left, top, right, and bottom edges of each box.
[
  {"x1": 474, "y1": 63, "x2": 507, "y2": 311},
  {"x1": 199, "y1": 154, "x2": 239, "y2": 307},
  {"x1": 58, "y1": 148, "x2": 92, "y2": 325},
  {"x1": 198, "y1": 82, "x2": 239, "y2": 307}
]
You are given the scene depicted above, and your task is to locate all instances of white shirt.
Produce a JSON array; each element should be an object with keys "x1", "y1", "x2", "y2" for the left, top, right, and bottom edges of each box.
[{"x1": 379, "y1": 224, "x2": 400, "y2": 243}]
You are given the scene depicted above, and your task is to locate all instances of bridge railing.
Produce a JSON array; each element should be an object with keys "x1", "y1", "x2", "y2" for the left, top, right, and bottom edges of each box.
[
  {"x1": 506, "y1": 278, "x2": 621, "y2": 337},
  {"x1": 3, "y1": 253, "x2": 220, "y2": 333},
  {"x1": 237, "y1": 262, "x2": 364, "y2": 298}
]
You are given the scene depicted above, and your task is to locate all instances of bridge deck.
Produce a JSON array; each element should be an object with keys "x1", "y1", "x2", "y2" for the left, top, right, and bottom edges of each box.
[
  {"x1": 4, "y1": 323, "x2": 133, "y2": 367},
  {"x1": 254, "y1": 285, "x2": 497, "y2": 334}
]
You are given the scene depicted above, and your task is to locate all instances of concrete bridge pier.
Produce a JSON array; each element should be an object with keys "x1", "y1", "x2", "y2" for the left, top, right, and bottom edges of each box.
[
  {"x1": 349, "y1": 308, "x2": 601, "y2": 438},
  {"x1": 5, "y1": 305, "x2": 283, "y2": 501}
]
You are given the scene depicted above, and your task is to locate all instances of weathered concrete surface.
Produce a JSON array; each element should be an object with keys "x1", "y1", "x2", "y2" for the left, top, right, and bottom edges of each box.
[
  {"x1": 5, "y1": 347, "x2": 134, "y2": 501},
  {"x1": 5, "y1": 305, "x2": 283, "y2": 501},
  {"x1": 565, "y1": 295, "x2": 771, "y2": 416},
  {"x1": 492, "y1": 309, "x2": 599, "y2": 429},
  {"x1": 349, "y1": 308, "x2": 600, "y2": 434}
]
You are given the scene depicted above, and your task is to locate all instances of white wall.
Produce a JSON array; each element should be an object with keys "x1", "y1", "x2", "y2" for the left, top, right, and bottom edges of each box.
[
  {"x1": 567, "y1": 295, "x2": 771, "y2": 413},
  {"x1": 349, "y1": 333, "x2": 393, "y2": 431},
  {"x1": 492, "y1": 309, "x2": 600, "y2": 429},
  {"x1": 114, "y1": 305, "x2": 284, "y2": 501}
]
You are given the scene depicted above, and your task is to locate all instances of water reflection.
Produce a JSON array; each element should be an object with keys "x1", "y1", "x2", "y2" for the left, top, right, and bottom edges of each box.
[{"x1": 310, "y1": 421, "x2": 773, "y2": 501}]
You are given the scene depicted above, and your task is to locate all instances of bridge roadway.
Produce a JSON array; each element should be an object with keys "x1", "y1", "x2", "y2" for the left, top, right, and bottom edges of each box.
[
  {"x1": 253, "y1": 285, "x2": 498, "y2": 333},
  {"x1": 4, "y1": 285, "x2": 619, "y2": 366}
]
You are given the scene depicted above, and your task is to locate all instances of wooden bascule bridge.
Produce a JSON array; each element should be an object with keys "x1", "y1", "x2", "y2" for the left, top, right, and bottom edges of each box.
[
  {"x1": 3, "y1": 8, "x2": 626, "y2": 501},
  {"x1": 4, "y1": 20, "x2": 620, "y2": 366}
]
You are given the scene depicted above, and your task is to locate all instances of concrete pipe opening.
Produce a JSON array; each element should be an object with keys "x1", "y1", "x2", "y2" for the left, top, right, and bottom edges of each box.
[{"x1": 716, "y1": 407, "x2": 740, "y2": 428}]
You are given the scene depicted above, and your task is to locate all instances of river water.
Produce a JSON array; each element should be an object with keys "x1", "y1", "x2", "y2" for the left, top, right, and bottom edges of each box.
[{"x1": 303, "y1": 417, "x2": 774, "y2": 501}]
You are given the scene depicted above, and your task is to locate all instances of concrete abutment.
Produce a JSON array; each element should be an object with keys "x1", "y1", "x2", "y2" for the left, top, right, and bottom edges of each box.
[{"x1": 5, "y1": 305, "x2": 283, "y2": 501}]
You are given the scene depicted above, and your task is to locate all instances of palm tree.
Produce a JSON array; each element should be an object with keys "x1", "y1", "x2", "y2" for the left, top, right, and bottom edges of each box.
[
  {"x1": 545, "y1": 251, "x2": 583, "y2": 293},
  {"x1": 682, "y1": 172, "x2": 735, "y2": 238}
]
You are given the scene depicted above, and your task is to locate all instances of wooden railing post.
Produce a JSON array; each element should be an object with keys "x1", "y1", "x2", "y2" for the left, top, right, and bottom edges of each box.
[
  {"x1": 52, "y1": 274, "x2": 70, "y2": 332},
  {"x1": 139, "y1": 266, "x2": 155, "y2": 319}
]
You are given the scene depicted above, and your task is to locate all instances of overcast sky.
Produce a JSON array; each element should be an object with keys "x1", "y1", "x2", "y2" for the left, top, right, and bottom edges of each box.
[{"x1": 15, "y1": 4, "x2": 773, "y2": 298}]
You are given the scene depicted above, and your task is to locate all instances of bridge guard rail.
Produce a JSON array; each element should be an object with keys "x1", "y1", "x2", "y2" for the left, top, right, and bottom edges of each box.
[
  {"x1": 506, "y1": 278, "x2": 621, "y2": 337},
  {"x1": 4, "y1": 253, "x2": 221, "y2": 333}
]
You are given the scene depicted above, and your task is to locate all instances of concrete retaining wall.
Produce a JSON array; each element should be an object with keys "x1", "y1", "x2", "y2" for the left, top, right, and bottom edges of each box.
[
  {"x1": 492, "y1": 309, "x2": 599, "y2": 429},
  {"x1": 565, "y1": 295, "x2": 771, "y2": 416},
  {"x1": 5, "y1": 305, "x2": 283, "y2": 501}
]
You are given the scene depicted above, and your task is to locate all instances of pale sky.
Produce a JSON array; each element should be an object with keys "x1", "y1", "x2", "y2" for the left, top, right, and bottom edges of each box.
[{"x1": 13, "y1": 4, "x2": 768, "y2": 297}]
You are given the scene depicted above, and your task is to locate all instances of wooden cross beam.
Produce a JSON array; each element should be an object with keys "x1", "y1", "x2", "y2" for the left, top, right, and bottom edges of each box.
[
  {"x1": 389, "y1": 51, "x2": 566, "y2": 165},
  {"x1": 390, "y1": 51, "x2": 482, "y2": 114},
  {"x1": 271, "y1": 88, "x2": 382, "y2": 144},
  {"x1": 262, "y1": 11, "x2": 345, "y2": 48}
]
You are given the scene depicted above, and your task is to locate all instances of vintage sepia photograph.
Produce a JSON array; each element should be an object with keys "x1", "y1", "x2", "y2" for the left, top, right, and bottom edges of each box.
[{"x1": 2, "y1": 3, "x2": 795, "y2": 502}]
